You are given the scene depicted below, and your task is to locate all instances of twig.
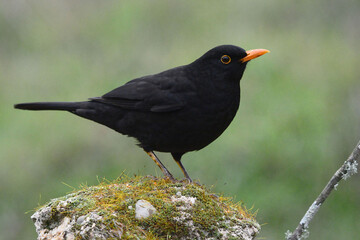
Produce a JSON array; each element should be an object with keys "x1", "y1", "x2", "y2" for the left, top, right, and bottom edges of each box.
[{"x1": 285, "y1": 140, "x2": 360, "y2": 240}]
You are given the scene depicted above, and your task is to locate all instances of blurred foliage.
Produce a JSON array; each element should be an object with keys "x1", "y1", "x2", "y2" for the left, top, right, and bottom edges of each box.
[{"x1": 0, "y1": 1, "x2": 359, "y2": 239}]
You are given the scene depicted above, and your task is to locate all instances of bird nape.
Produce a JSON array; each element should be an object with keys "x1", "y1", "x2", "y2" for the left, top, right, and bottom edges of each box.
[{"x1": 14, "y1": 45, "x2": 269, "y2": 182}]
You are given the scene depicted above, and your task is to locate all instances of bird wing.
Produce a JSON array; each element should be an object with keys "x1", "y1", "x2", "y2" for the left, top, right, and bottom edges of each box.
[{"x1": 90, "y1": 76, "x2": 185, "y2": 113}]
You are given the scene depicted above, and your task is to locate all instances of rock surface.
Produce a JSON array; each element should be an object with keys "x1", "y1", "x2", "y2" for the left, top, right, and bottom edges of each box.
[
  {"x1": 135, "y1": 199, "x2": 157, "y2": 220},
  {"x1": 31, "y1": 176, "x2": 260, "y2": 239}
]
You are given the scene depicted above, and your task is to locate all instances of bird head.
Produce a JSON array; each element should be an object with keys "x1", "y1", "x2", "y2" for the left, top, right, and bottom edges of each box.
[{"x1": 192, "y1": 45, "x2": 269, "y2": 82}]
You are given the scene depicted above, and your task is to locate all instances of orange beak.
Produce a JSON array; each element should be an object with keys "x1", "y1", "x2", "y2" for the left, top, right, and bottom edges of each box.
[{"x1": 240, "y1": 49, "x2": 270, "y2": 63}]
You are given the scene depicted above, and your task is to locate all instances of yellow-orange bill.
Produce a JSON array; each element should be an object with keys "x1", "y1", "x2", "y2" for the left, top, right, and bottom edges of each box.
[{"x1": 240, "y1": 49, "x2": 270, "y2": 63}]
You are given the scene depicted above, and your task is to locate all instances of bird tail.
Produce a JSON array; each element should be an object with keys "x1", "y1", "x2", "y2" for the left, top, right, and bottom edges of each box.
[{"x1": 14, "y1": 102, "x2": 86, "y2": 111}]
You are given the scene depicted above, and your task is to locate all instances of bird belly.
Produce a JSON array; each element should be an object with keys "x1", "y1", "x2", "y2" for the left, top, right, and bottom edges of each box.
[{"x1": 119, "y1": 99, "x2": 239, "y2": 153}]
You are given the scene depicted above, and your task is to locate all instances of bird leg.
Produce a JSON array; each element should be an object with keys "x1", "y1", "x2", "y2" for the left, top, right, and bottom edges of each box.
[
  {"x1": 172, "y1": 153, "x2": 192, "y2": 182},
  {"x1": 145, "y1": 151, "x2": 175, "y2": 180},
  {"x1": 175, "y1": 160, "x2": 193, "y2": 182}
]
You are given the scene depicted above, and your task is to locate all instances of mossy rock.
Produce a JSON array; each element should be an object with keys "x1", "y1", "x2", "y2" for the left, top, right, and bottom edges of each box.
[{"x1": 32, "y1": 176, "x2": 260, "y2": 239}]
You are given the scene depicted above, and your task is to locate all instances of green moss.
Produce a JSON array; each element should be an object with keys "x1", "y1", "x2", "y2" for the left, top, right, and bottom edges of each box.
[{"x1": 40, "y1": 176, "x2": 259, "y2": 239}]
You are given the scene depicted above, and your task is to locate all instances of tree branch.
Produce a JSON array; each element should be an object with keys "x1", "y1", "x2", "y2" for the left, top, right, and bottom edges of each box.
[{"x1": 285, "y1": 140, "x2": 360, "y2": 240}]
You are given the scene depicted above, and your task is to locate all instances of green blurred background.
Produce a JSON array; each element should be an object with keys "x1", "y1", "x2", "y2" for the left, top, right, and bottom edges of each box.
[{"x1": 1, "y1": 1, "x2": 359, "y2": 239}]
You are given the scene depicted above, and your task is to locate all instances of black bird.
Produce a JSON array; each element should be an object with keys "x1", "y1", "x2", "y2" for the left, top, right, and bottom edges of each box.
[{"x1": 14, "y1": 45, "x2": 269, "y2": 182}]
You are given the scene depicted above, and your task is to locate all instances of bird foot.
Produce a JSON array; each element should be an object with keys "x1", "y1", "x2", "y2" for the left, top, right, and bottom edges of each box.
[
  {"x1": 184, "y1": 177, "x2": 193, "y2": 183},
  {"x1": 164, "y1": 173, "x2": 176, "y2": 182}
]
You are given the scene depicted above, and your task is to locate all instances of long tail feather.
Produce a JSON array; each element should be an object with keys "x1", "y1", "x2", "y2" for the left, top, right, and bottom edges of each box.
[{"x1": 14, "y1": 102, "x2": 85, "y2": 111}]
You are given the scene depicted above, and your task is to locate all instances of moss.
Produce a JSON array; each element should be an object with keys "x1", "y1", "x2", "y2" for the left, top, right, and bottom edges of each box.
[{"x1": 37, "y1": 176, "x2": 259, "y2": 239}]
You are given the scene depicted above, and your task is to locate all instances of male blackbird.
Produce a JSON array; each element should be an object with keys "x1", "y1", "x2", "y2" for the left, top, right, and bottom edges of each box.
[{"x1": 14, "y1": 45, "x2": 269, "y2": 182}]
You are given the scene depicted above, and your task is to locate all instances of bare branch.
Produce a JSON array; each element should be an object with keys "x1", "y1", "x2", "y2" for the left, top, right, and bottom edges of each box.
[{"x1": 285, "y1": 140, "x2": 360, "y2": 240}]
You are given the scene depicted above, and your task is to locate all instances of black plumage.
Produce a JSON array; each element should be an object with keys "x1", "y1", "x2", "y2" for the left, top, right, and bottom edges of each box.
[{"x1": 14, "y1": 45, "x2": 269, "y2": 181}]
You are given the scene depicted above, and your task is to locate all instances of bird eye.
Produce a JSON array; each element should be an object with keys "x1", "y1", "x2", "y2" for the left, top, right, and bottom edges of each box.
[{"x1": 220, "y1": 55, "x2": 231, "y2": 64}]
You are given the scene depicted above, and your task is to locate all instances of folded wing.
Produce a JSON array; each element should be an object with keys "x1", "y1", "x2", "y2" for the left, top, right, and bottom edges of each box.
[{"x1": 90, "y1": 77, "x2": 185, "y2": 113}]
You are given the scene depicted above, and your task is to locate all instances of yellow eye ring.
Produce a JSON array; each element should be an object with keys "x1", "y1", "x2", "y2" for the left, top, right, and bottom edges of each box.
[{"x1": 220, "y1": 55, "x2": 231, "y2": 64}]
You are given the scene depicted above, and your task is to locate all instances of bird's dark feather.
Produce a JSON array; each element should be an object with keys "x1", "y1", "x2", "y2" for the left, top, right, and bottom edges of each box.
[
  {"x1": 13, "y1": 45, "x2": 267, "y2": 181},
  {"x1": 92, "y1": 75, "x2": 186, "y2": 112}
]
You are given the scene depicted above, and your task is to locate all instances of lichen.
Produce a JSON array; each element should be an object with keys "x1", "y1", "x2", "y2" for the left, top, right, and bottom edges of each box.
[
  {"x1": 342, "y1": 160, "x2": 358, "y2": 180},
  {"x1": 32, "y1": 176, "x2": 260, "y2": 240}
]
